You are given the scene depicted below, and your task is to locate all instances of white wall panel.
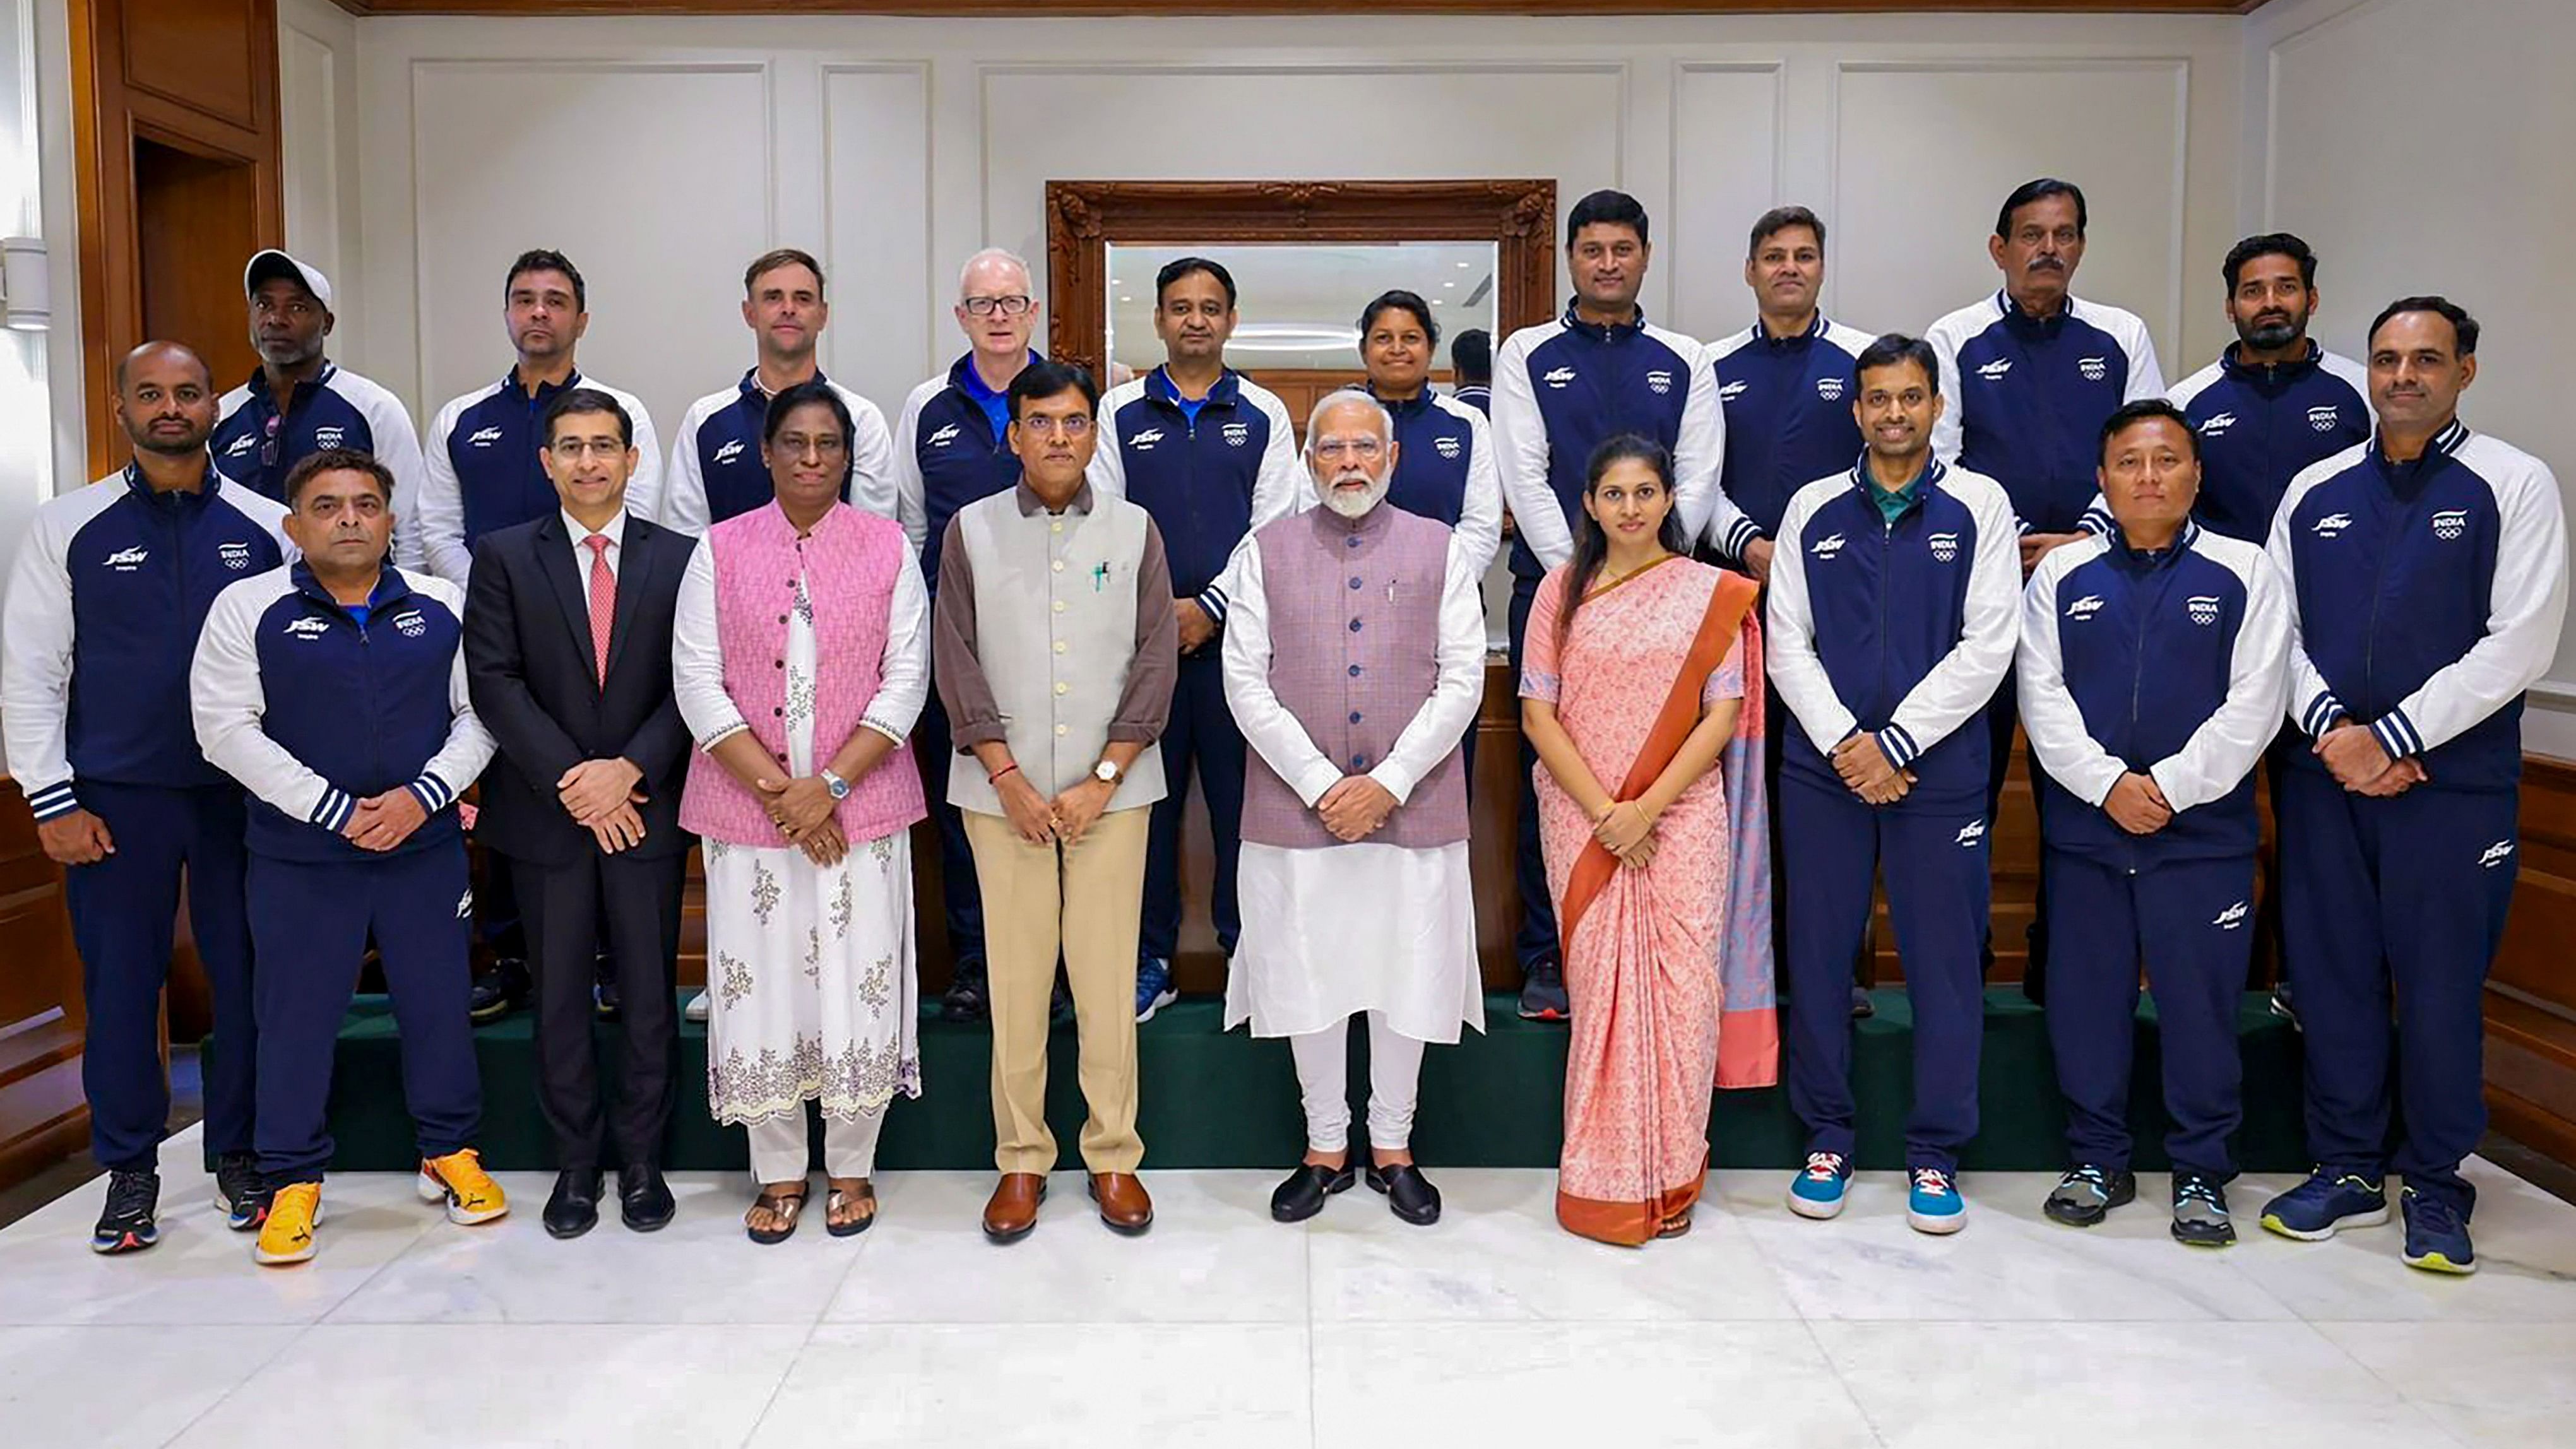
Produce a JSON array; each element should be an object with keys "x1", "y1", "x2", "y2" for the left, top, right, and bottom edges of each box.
[
  {"x1": 1665, "y1": 63, "x2": 1783, "y2": 339},
  {"x1": 822, "y1": 62, "x2": 932, "y2": 413}
]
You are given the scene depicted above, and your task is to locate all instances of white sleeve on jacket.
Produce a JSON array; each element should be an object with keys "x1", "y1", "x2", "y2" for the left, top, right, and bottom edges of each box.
[
  {"x1": 1879, "y1": 474, "x2": 2019, "y2": 769},
  {"x1": 1219, "y1": 538, "x2": 1343, "y2": 807},
  {"x1": 1925, "y1": 307, "x2": 1973, "y2": 466},
  {"x1": 2148, "y1": 543, "x2": 2290, "y2": 813},
  {"x1": 354, "y1": 378, "x2": 432, "y2": 573},
  {"x1": 1084, "y1": 394, "x2": 1129, "y2": 502},
  {"x1": 860, "y1": 548, "x2": 931, "y2": 744},
  {"x1": 2077, "y1": 488, "x2": 2114, "y2": 538},
  {"x1": 1666, "y1": 332, "x2": 1735, "y2": 550},
  {"x1": 839, "y1": 387, "x2": 901, "y2": 524},
  {"x1": 671, "y1": 535, "x2": 747, "y2": 749},
  {"x1": 418, "y1": 394, "x2": 474, "y2": 589},
  {"x1": 1759, "y1": 483, "x2": 1858, "y2": 757},
  {"x1": 1491, "y1": 329, "x2": 1573, "y2": 570},
  {"x1": 616, "y1": 391, "x2": 663, "y2": 536},
  {"x1": 1369, "y1": 540, "x2": 1487, "y2": 803},
  {"x1": 191, "y1": 575, "x2": 347, "y2": 829},
  {"x1": 405, "y1": 577, "x2": 496, "y2": 815},
  {"x1": 1204, "y1": 386, "x2": 1305, "y2": 623},
  {"x1": 1, "y1": 496, "x2": 78, "y2": 818},
  {"x1": 2267, "y1": 455, "x2": 2354, "y2": 738},
  {"x1": 655, "y1": 394, "x2": 718, "y2": 536},
  {"x1": 2373, "y1": 443, "x2": 2570, "y2": 760},
  {"x1": 891, "y1": 376, "x2": 937, "y2": 555},
  {"x1": 2115, "y1": 309, "x2": 2168, "y2": 403},
  {"x1": 1447, "y1": 397, "x2": 1505, "y2": 579},
  {"x1": 2015, "y1": 541, "x2": 2128, "y2": 807}
]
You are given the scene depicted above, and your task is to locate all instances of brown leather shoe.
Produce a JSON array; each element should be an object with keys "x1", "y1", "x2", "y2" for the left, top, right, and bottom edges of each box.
[
  {"x1": 1087, "y1": 1172, "x2": 1153, "y2": 1235},
  {"x1": 982, "y1": 1173, "x2": 1047, "y2": 1244}
]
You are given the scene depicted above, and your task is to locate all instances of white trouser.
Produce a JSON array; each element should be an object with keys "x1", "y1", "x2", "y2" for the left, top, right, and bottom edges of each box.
[
  {"x1": 1287, "y1": 1013, "x2": 1428, "y2": 1154},
  {"x1": 745, "y1": 1105, "x2": 886, "y2": 1183}
]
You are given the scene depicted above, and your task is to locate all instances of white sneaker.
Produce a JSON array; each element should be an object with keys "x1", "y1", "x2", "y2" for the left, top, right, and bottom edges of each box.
[{"x1": 684, "y1": 990, "x2": 711, "y2": 1024}]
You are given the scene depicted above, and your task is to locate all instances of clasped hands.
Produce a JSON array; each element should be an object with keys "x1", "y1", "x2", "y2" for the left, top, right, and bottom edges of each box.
[
  {"x1": 2315, "y1": 721, "x2": 2429, "y2": 798},
  {"x1": 1833, "y1": 733, "x2": 1918, "y2": 806},
  {"x1": 995, "y1": 768, "x2": 1119, "y2": 849},
  {"x1": 1592, "y1": 795, "x2": 1660, "y2": 869},
  {"x1": 555, "y1": 756, "x2": 651, "y2": 856}
]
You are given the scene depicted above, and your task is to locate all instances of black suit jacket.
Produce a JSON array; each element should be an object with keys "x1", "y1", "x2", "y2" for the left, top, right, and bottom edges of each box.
[{"x1": 464, "y1": 512, "x2": 696, "y2": 866}]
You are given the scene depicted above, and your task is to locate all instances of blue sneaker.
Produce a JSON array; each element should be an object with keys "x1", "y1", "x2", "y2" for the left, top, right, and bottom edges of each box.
[
  {"x1": 2399, "y1": 1187, "x2": 2476, "y2": 1275},
  {"x1": 1906, "y1": 1167, "x2": 1966, "y2": 1234},
  {"x1": 2258, "y1": 1166, "x2": 2389, "y2": 1241},
  {"x1": 1786, "y1": 1152, "x2": 1851, "y2": 1220},
  {"x1": 1135, "y1": 956, "x2": 1178, "y2": 1023}
]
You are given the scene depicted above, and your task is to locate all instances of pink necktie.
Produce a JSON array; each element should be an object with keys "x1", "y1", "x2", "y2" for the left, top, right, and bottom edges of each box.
[{"x1": 583, "y1": 533, "x2": 614, "y2": 685}]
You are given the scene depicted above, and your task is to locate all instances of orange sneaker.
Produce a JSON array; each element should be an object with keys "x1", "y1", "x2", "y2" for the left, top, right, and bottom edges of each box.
[
  {"x1": 254, "y1": 1182, "x2": 323, "y2": 1265},
  {"x1": 417, "y1": 1148, "x2": 509, "y2": 1226}
]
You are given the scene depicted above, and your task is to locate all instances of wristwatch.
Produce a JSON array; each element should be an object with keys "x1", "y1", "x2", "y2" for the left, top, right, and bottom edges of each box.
[
  {"x1": 820, "y1": 768, "x2": 852, "y2": 801},
  {"x1": 1092, "y1": 759, "x2": 1122, "y2": 786}
]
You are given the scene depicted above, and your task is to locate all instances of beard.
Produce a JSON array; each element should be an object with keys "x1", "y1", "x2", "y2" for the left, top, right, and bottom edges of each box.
[
  {"x1": 1322, "y1": 473, "x2": 1389, "y2": 519},
  {"x1": 2243, "y1": 316, "x2": 2301, "y2": 349}
]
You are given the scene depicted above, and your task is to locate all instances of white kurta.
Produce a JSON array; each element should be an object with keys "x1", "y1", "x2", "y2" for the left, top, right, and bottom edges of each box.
[
  {"x1": 1219, "y1": 511, "x2": 1488, "y2": 1044},
  {"x1": 673, "y1": 537, "x2": 932, "y2": 1125}
]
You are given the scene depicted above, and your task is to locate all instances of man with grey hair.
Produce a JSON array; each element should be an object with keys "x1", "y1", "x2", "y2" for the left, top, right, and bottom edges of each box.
[
  {"x1": 1220, "y1": 390, "x2": 1487, "y2": 1228},
  {"x1": 894, "y1": 246, "x2": 1046, "y2": 1023}
]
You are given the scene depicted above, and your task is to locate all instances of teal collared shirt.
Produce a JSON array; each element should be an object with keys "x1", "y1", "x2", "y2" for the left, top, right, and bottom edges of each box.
[{"x1": 1868, "y1": 466, "x2": 1931, "y2": 524}]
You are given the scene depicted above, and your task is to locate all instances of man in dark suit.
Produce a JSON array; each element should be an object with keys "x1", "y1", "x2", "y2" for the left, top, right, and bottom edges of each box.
[{"x1": 463, "y1": 386, "x2": 695, "y2": 1238}]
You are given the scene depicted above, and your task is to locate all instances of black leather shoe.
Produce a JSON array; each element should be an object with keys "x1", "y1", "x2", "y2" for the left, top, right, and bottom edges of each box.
[
  {"x1": 544, "y1": 1169, "x2": 602, "y2": 1239},
  {"x1": 619, "y1": 1164, "x2": 674, "y2": 1233},
  {"x1": 941, "y1": 957, "x2": 989, "y2": 1024},
  {"x1": 1268, "y1": 1161, "x2": 1356, "y2": 1222},
  {"x1": 1367, "y1": 1161, "x2": 1442, "y2": 1226}
]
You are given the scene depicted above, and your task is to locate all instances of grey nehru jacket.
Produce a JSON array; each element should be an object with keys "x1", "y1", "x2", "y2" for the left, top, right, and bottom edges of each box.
[{"x1": 933, "y1": 480, "x2": 1179, "y2": 813}]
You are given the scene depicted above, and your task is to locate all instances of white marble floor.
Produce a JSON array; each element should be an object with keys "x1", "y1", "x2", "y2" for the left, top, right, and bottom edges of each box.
[{"x1": 6, "y1": 1129, "x2": 2576, "y2": 1448}]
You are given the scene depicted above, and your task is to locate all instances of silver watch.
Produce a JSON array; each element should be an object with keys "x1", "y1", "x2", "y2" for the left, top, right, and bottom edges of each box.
[
  {"x1": 821, "y1": 768, "x2": 852, "y2": 800},
  {"x1": 1093, "y1": 759, "x2": 1121, "y2": 786}
]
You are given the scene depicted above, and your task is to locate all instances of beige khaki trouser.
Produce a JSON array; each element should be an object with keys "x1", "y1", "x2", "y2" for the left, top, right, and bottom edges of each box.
[{"x1": 963, "y1": 805, "x2": 1148, "y2": 1174}]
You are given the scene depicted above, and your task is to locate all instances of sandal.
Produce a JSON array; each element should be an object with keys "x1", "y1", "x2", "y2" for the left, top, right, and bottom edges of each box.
[
  {"x1": 824, "y1": 1180, "x2": 877, "y2": 1238},
  {"x1": 1656, "y1": 1207, "x2": 1695, "y2": 1239},
  {"x1": 745, "y1": 1186, "x2": 808, "y2": 1246}
]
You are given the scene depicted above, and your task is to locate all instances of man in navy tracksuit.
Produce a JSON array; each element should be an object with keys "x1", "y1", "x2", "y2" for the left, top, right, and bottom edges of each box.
[
  {"x1": 1448, "y1": 328, "x2": 1492, "y2": 417},
  {"x1": 894, "y1": 247, "x2": 1045, "y2": 1022},
  {"x1": 1088, "y1": 256, "x2": 1302, "y2": 1019},
  {"x1": 2258, "y1": 298, "x2": 2566, "y2": 1275},
  {"x1": 1704, "y1": 206, "x2": 1872, "y2": 579},
  {"x1": 1491, "y1": 189, "x2": 1736, "y2": 1020},
  {"x1": 3, "y1": 342, "x2": 290, "y2": 1252},
  {"x1": 2019, "y1": 401, "x2": 2289, "y2": 1248},
  {"x1": 192, "y1": 449, "x2": 507, "y2": 1266},
  {"x1": 1925, "y1": 178, "x2": 2165, "y2": 1000},
  {"x1": 211, "y1": 250, "x2": 430, "y2": 569},
  {"x1": 1767, "y1": 334, "x2": 2018, "y2": 1234}
]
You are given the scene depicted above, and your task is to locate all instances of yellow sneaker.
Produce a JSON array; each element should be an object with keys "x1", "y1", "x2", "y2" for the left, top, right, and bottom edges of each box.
[
  {"x1": 254, "y1": 1182, "x2": 322, "y2": 1266},
  {"x1": 417, "y1": 1148, "x2": 509, "y2": 1226}
]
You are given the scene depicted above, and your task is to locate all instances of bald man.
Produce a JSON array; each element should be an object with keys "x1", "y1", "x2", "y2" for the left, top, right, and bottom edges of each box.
[{"x1": 4, "y1": 343, "x2": 293, "y2": 1252}]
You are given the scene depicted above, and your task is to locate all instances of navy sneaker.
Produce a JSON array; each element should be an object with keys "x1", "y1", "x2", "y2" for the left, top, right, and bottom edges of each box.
[
  {"x1": 215, "y1": 1151, "x2": 266, "y2": 1231},
  {"x1": 2258, "y1": 1166, "x2": 2389, "y2": 1241},
  {"x1": 1135, "y1": 956, "x2": 1177, "y2": 1023},
  {"x1": 2399, "y1": 1186, "x2": 2476, "y2": 1275},
  {"x1": 1906, "y1": 1167, "x2": 1966, "y2": 1234},
  {"x1": 91, "y1": 1169, "x2": 160, "y2": 1255},
  {"x1": 1786, "y1": 1151, "x2": 1851, "y2": 1220},
  {"x1": 1517, "y1": 958, "x2": 1570, "y2": 1022},
  {"x1": 2042, "y1": 1164, "x2": 2135, "y2": 1228},
  {"x1": 2170, "y1": 1173, "x2": 2236, "y2": 1248}
]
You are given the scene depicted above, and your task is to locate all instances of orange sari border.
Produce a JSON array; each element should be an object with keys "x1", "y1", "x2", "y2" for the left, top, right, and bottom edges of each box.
[{"x1": 1555, "y1": 1161, "x2": 1709, "y2": 1248}]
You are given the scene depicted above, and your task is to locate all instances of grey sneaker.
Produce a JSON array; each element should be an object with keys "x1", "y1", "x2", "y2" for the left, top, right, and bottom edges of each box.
[
  {"x1": 2171, "y1": 1172, "x2": 2235, "y2": 1248},
  {"x1": 2041, "y1": 1164, "x2": 2135, "y2": 1227}
]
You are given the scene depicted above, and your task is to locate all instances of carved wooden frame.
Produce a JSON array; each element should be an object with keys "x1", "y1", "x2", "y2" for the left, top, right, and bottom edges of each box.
[{"x1": 1042, "y1": 179, "x2": 1558, "y2": 382}]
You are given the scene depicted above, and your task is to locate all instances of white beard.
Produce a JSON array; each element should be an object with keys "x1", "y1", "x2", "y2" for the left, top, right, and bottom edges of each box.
[{"x1": 1321, "y1": 475, "x2": 1389, "y2": 519}]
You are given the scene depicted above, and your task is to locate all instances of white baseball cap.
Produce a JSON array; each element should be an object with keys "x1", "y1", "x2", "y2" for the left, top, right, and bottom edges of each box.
[{"x1": 244, "y1": 249, "x2": 334, "y2": 310}]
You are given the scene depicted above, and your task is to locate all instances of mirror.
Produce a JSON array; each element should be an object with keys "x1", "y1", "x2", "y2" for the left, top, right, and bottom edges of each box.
[{"x1": 1103, "y1": 241, "x2": 1500, "y2": 380}]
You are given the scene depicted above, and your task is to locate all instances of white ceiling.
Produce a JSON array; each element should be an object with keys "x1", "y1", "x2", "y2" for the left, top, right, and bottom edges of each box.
[{"x1": 1106, "y1": 241, "x2": 1499, "y2": 374}]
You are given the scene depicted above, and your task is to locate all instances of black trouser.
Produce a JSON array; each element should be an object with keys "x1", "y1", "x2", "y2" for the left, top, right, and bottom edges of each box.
[
  {"x1": 514, "y1": 851, "x2": 688, "y2": 1171},
  {"x1": 1505, "y1": 572, "x2": 1558, "y2": 974}
]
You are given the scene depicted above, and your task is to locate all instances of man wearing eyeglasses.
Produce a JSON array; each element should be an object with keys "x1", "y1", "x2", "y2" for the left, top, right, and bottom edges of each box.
[
  {"x1": 891, "y1": 248, "x2": 1045, "y2": 1024},
  {"x1": 212, "y1": 250, "x2": 432, "y2": 570},
  {"x1": 461, "y1": 387, "x2": 696, "y2": 1239}
]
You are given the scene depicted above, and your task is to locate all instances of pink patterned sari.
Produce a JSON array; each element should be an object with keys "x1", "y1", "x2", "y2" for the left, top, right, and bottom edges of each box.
[{"x1": 1520, "y1": 557, "x2": 1776, "y2": 1246}]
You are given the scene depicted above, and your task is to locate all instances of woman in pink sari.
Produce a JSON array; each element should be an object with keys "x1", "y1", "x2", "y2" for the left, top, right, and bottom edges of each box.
[{"x1": 1520, "y1": 435, "x2": 1776, "y2": 1246}]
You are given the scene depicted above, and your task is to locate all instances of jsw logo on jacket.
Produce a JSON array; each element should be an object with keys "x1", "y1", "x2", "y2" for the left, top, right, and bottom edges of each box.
[
  {"x1": 2018, "y1": 521, "x2": 2290, "y2": 868},
  {"x1": 0, "y1": 466, "x2": 290, "y2": 822},
  {"x1": 417, "y1": 369, "x2": 660, "y2": 588},
  {"x1": 2269, "y1": 420, "x2": 2569, "y2": 793},
  {"x1": 211, "y1": 361, "x2": 431, "y2": 569},
  {"x1": 894, "y1": 352, "x2": 1035, "y2": 589},
  {"x1": 1764, "y1": 457, "x2": 2021, "y2": 807},
  {"x1": 2155, "y1": 343, "x2": 2370, "y2": 542},
  {"x1": 1925, "y1": 292, "x2": 2164, "y2": 535},
  {"x1": 1086, "y1": 365, "x2": 1302, "y2": 617},
  {"x1": 656, "y1": 369, "x2": 898, "y2": 538},
  {"x1": 189, "y1": 562, "x2": 494, "y2": 863},
  {"x1": 1706, "y1": 314, "x2": 1873, "y2": 553}
]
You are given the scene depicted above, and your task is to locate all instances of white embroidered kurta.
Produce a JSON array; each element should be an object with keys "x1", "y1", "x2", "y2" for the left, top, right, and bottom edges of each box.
[
  {"x1": 1220, "y1": 517, "x2": 1488, "y2": 1043},
  {"x1": 673, "y1": 538, "x2": 931, "y2": 1125}
]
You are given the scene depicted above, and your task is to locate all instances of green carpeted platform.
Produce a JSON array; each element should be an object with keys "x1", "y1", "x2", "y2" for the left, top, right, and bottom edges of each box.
[{"x1": 208, "y1": 988, "x2": 2311, "y2": 1174}]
